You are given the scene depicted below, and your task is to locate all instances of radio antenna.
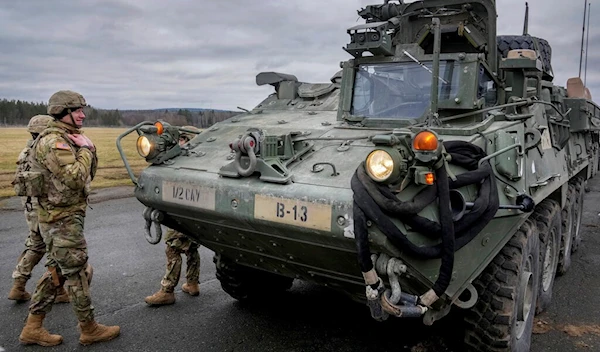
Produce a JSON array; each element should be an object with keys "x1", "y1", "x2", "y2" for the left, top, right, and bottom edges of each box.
[
  {"x1": 579, "y1": 0, "x2": 587, "y2": 77},
  {"x1": 584, "y1": 2, "x2": 591, "y2": 87},
  {"x1": 523, "y1": 2, "x2": 529, "y2": 35}
]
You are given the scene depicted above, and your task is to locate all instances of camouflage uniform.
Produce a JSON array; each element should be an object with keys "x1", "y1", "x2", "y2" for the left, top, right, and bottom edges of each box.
[
  {"x1": 163, "y1": 127, "x2": 201, "y2": 292},
  {"x1": 9, "y1": 115, "x2": 71, "y2": 304},
  {"x1": 11, "y1": 141, "x2": 46, "y2": 282},
  {"x1": 20, "y1": 91, "x2": 118, "y2": 347},
  {"x1": 145, "y1": 126, "x2": 201, "y2": 305},
  {"x1": 28, "y1": 118, "x2": 97, "y2": 322},
  {"x1": 160, "y1": 228, "x2": 200, "y2": 292}
]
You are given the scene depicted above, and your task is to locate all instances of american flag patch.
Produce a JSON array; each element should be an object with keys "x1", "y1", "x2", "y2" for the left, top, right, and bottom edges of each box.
[{"x1": 55, "y1": 142, "x2": 71, "y2": 150}]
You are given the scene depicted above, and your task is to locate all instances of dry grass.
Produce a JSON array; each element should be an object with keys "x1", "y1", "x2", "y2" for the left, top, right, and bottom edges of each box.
[{"x1": 0, "y1": 127, "x2": 148, "y2": 198}]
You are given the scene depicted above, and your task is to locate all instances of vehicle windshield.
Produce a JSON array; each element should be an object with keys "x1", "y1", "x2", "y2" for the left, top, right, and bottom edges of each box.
[{"x1": 351, "y1": 61, "x2": 460, "y2": 119}]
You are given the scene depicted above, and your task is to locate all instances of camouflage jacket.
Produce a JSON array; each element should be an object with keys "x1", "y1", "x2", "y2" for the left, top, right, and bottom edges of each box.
[
  {"x1": 15, "y1": 139, "x2": 40, "y2": 211},
  {"x1": 15, "y1": 140, "x2": 34, "y2": 173},
  {"x1": 34, "y1": 120, "x2": 98, "y2": 223}
]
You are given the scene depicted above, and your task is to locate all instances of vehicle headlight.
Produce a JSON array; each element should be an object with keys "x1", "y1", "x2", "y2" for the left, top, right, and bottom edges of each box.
[
  {"x1": 366, "y1": 149, "x2": 399, "y2": 182},
  {"x1": 137, "y1": 136, "x2": 153, "y2": 157}
]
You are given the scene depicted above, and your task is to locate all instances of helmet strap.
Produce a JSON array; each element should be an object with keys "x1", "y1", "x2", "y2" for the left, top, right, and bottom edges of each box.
[{"x1": 66, "y1": 108, "x2": 79, "y2": 129}]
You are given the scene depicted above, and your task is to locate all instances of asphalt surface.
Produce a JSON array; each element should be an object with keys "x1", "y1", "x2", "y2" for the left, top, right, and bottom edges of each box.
[{"x1": 0, "y1": 181, "x2": 599, "y2": 352}]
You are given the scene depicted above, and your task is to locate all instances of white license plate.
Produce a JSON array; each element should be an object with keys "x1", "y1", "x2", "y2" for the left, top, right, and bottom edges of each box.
[
  {"x1": 162, "y1": 181, "x2": 216, "y2": 210},
  {"x1": 254, "y1": 194, "x2": 332, "y2": 231}
]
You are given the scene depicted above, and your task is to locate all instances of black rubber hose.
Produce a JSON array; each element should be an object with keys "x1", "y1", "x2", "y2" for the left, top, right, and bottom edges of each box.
[
  {"x1": 356, "y1": 161, "x2": 498, "y2": 248},
  {"x1": 352, "y1": 164, "x2": 456, "y2": 295},
  {"x1": 352, "y1": 171, "x2": 443, "y2": 258},
  {"x1": 353, "y1": 202, "x2": 374, "y2": 273},
  {"x1": 431, "y1": 165, "x2": 454, "y2": 296},
  {"x1": 358, "y1": 170, "x2": 439, "y2": 215},
  {"x1": 351, "y1": 141, "x2": 500, "y2": 294}
]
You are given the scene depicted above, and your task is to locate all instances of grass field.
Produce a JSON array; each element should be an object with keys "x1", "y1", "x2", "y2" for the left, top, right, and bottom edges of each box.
[{"x1": 0, "y1": 127, "x2": 148, "y2": 198}]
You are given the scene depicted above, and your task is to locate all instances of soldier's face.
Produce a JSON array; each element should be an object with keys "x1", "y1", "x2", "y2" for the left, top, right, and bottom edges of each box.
[{"x1": 62, "y1": 108, "x2": 86, "y2": 127}]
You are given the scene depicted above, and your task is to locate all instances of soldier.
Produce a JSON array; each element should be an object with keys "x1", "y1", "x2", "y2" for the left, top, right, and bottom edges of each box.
[
  {"x1": 8, "y1": 115, "x2": 69, "y2": 304},
  {"x1": 18, "y1": 90, "x2": 120, "y2": 347},
  {"x1": 145, "y1": 126, "x2": 202, "y2": 306}
]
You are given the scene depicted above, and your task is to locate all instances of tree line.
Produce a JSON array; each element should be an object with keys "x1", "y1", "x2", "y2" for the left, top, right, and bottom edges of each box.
[{"x1": 0, "y1": 99, "x2": 240, "y2": 128}]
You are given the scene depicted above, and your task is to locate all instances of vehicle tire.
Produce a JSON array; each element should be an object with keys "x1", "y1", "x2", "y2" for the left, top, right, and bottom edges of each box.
[
  {"x1": 570, "y1": 177, "x2": 585, "y2": 253},
  {"x1": 558, "y1": 184, "x2": 577, "y2": 275},
  {"x1": 214, "y1": 254, "x2": 294, "y2": 301},
  {"x1": 464, "y1": 219, "x2": 540, "y2": 352},
  {"x1": 585, "y1": 180, "x2": 590, "y2": 193},
  {"x1": 497, "y1": 35, "x2": 553, "y2": 77},
  {"x1": 531, "y1": 199, "x2": 561, "y2": 314}
]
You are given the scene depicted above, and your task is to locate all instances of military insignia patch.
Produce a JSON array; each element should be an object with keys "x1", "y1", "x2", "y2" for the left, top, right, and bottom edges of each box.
[{"x1": 55, "y1": 142, "x2": 71, "y2": 150}]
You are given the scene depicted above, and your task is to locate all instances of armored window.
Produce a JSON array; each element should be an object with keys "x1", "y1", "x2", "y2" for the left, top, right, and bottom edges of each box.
[
  {"x1": 478, "y1": 65, "x2": 497, "y2": 106},
  {"x1": 351, "y1": 61, "x2": 460, "y2": 119}
]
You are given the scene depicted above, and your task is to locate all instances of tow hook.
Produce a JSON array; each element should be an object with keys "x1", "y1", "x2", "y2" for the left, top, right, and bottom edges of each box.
[
  {"x1": 230, "y1": 130, "x2": 261, "y2": 176},
  {"x1": 368, "y1": 254, "x2": 428, "y2": 318},
  {"x1": 381, "y1": 291, "x2": 428, "y2": 318},
  {"x1": 143, "y1": 207, "x2": 164, "y2": 244}
]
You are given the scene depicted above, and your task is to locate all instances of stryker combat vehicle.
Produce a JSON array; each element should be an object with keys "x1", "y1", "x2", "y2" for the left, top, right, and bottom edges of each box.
[{"x1": 117, "y1": 0, "x2": 600, "y2": 350}]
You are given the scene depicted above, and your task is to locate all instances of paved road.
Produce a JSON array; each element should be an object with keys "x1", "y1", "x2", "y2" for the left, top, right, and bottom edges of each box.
[{"x1": 0, "y1": 181, "x2": 599, "y2": 352}]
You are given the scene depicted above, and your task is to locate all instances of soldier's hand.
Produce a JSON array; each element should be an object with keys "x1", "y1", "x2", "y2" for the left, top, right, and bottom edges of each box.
[
  {"x1": 81, "y1": 134, "x2": 95, "y2": 149},
  {"x1": 68, "y1": 134, "x2": 96, "y2": 151}
]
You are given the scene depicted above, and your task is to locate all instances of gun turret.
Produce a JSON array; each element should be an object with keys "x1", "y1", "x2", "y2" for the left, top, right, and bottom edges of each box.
[
  {"x1": 357, "y1": 1, "x2": 403, "y2": 22},
  {"x1": 345, "y1": 0, "x2": 498, "y2": 72}
]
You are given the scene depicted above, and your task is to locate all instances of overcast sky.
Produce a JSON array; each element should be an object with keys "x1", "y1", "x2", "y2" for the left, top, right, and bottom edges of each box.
[{"x1": 0, "y1": 0, "x2": 597, "y2": 110}]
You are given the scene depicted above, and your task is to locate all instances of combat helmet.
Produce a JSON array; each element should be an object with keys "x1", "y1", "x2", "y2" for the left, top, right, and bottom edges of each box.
[
  {"x1": 180, "y1": 126, "x2": 200, "y2": 141},
  {"x1": 47, "y1": 90, "x2": 87, "y2": 116},
  {"x1": 27, "y1": 115, "x2": 53, "y2": 134}
]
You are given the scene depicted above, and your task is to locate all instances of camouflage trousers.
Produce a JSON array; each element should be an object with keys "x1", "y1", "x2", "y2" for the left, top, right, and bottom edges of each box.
[
  {"x1": 160, "y1": 228, "x2": 200, "y2": 293},
  {"x1": 12, "y1": 205, "x2": 45, "y2": 281},
  {"x1": 29, "y1": 213, "x2": 94, "y2": 322}
]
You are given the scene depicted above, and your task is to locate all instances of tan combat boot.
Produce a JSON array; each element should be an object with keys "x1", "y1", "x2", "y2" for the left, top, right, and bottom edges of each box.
[
  {"x1": 55, "y1": 286, "x2": 70, "y2": 303},
  {"x1": 78, "y1": 320, "x2": 120, "y2": 345},
  {"x1": 19, "y1": 313, "x2": 63, "y2": 346},
  {"x1": 144, "y1": 290, "x2": 175, "y2": 306},
  {"x1": 8, "y1": 278, "x2": 31, "y2": 302},
  {"x1": 182, "y1": 281, "x2": 200, "y2": 296}
]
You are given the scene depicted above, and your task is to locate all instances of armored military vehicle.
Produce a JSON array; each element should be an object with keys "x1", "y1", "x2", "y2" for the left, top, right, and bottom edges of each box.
[{"x1": 118, "y1": 0, "x2": 599, "y2": 350}]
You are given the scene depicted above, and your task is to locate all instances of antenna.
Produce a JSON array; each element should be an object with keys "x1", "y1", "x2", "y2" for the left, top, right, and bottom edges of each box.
[
  {"x1": 579, "y1": 0, "x2": 587, "y2": 77},
  {"x1": 523, "y1": 2, "x2": 529, "y2": 35},
  {"x1": 584, "y1": 2, "x2": 591, "y2": 86}
]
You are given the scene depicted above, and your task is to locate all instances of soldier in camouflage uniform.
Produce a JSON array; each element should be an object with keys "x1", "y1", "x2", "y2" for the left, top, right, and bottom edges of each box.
[
  {"x1": 8, "y1": 115, "x2": 69, "y2": 304},
  {"x1": 19, "y1": 90, "x2": 120, "y2": 347},
  {"x1": 145, "y1": 126, "x2": 202, "y2": 306}
]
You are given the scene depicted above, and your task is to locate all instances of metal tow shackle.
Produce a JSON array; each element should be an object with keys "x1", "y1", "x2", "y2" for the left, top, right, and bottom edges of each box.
[
  {"x1": 230, "y1": 131, "x2": 260, "y2": 177},
  {"x1": 143, "y1": 207, "x2": 164, "y2": 244}
]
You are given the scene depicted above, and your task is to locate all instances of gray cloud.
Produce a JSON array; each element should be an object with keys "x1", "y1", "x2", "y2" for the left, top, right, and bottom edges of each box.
[{"x1": 0, "y1": 0, "x2": 597, "y2": 110}]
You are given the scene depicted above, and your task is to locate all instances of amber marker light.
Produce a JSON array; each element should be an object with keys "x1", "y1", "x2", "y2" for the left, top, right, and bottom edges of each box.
[
  {"x1": 154, "y1": 121, "x2": 164, "y2": 135},
  {"x1": 413, "y1": 131, "x2": 439, "y2": 151},
  {"x1": 425, "y1": 172, "x2": 435, "y2": 185}
]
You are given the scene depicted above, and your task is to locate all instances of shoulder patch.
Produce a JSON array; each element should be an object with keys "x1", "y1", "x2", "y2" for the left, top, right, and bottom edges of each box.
[{"x1": 55, "y1": 142, "x2": 71, "y2": 150}]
